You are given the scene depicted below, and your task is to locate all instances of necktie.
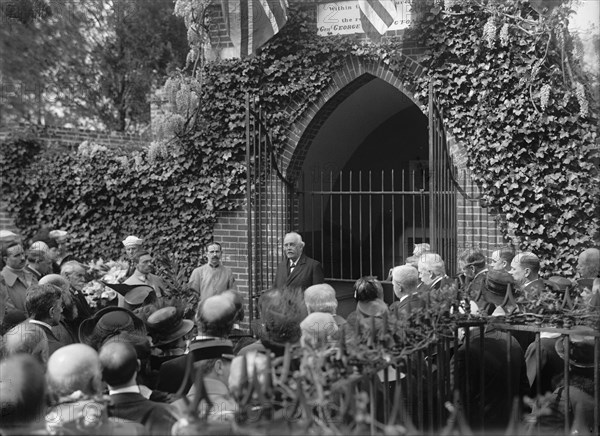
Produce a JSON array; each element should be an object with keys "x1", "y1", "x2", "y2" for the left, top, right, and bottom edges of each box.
[{"x1": 289, "y1": 261, "x2": 296, "y2": 274}]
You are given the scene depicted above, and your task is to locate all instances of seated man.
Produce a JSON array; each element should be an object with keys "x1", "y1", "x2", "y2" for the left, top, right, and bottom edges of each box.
[
  {"x1": 576, "y1": 247, "x2": 599, "y2": 292},
  {"x1": 489, "y1": 248, "x2": 514, "y2": 273},
  {"x1": 417, "y1": 253, "x2": 453, "y2": 293},
  {"x1": 45, "y1": 343, "x2": 145, "y2": 435},
  {"x1": 156, "y1": 294, "x2": 238, "y2": 394},
  {"x1": 389, "y1": 265, "x2": 425, "y2": 318},
  {"x1": 510, "y1": 252, "x2": 544, "y2": 297},
  {"x1": 124, "y1": 251, "x2": 168, "y2": 298},
  {"x1": 461, "y1": 251, "x2": 488, "y2": 301},
  {"x1": 0, "y1": 354, "x2": 48, "y2": 435},
  {"x1": 99, "y1": 341, "x2": 179, "y2": 435},
  {"x1": 24, "y1": 283, "x2": 66, "y2": 355}
]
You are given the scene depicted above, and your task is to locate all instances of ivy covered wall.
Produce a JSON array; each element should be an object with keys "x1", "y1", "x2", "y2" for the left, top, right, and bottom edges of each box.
[{"x1": 1, "y1": 1, "x2": 597, "y2": 281}]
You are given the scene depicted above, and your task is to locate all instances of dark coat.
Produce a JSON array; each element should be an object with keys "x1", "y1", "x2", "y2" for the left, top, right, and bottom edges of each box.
[
  {"x1": 107, "y1": 393, "x2": 177, "y2": 436},
  {"x1": 389, "y1": 293, "x2": 426, "y2": 318},
  {"x1": 155, "y1": 338, "x2": 234, "y2": 394},
  {"x1": 274, "y1": 254, "x2": 324, "y2": 291},
  {"x1": 68, "y1": 286, "x2": 94, "y2": 338},
  {"x1": 451, "y1": 326, "x2": 529, "y2": 432},
  {"x1": 26, "y1": 319, "x2": 65, "y2": 355}
]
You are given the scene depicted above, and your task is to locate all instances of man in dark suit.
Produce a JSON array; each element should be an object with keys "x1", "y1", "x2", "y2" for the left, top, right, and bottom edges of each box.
[
  {"x1": 156, "y1": 294, "x2": 237, "y2": 394},
  {"x1": 274, "y1": 232, "x2": 324, "y2": 291},
  {"x1": 99, "y1": 341, "x2": 179, "y2": 435},
  {"x1": 60, "y1": 261, "x2": 93, "y2": 332},
  {"x1": 389, "y1": 265, "x2": 425, "y2": 317},
  {"x1": 509, "y1": 252, "x2": 545, "y2": 298},
  {"x1": 24, "y1": 283, "x2": 66, "y2": 355}
]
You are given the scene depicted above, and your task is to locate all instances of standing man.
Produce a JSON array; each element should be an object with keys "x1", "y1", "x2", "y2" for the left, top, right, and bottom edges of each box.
[
  {"x1": 124, "y1": 251, "x2": 167, "y2": 298},
  {"x1": 274, "y1": 232, "x2": 324, "y2": 291},
  {"x1": 576, "y1": 247, "x2": 599, "y2": 291},
  {"x1": 121, "y1": 235, "x2": 144, "y2": 281},
  {"x1": 25, "y1": 242, "x2": 52, "y2": 281},
  {"x1": 188, "y1": 242, "x2": 236, "y2": 301},
  {"x1": 2, "y1": 242, "x2": 37, "y2": 325},
  {"x1": 61, "y1": 261, "x2": 94, "y2": 332}
]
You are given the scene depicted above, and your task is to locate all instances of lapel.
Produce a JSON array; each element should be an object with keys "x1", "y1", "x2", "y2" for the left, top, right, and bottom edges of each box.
[{"x1": 287, "y1": 255, "x2": 306, "y2": 283}]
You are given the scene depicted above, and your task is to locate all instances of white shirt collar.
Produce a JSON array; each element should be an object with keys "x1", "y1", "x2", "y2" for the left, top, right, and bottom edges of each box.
[
  {"x1": 108, "y1": 385, "x2": 141, "y2": 395},
  {"x1": 29, "y1": 319, "x2": 53, "y2": 330}
]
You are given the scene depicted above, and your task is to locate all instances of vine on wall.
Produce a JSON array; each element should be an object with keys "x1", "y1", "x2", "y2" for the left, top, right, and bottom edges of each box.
[{"x1": 1, "y1": 1, "x2": 597, "y2": 278}]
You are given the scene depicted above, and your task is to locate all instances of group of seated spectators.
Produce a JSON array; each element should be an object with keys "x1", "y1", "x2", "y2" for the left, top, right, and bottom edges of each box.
[{"x1": 0, "y1": 230, "x2": 598, "y2": 435}]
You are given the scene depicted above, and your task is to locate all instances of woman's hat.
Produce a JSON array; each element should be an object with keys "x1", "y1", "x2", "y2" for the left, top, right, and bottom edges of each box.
[
  {"x1": 146, "y1": 306, "x2": 195, "y2": 347},
  {"x1": 555, "y1": 332, "x2": 597, "y2": 369},
  {"x1": 484, "y1": 270, "x2": 514, "y2": 305},
  {"x1": 79, "y1": 306, "x2": 147, "y2": 349},
  {"x1": 102, "y1": 282, "x2": 154, "y2": 305}
]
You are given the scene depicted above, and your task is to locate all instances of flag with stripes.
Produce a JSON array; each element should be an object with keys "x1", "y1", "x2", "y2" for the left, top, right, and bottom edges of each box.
[
  {"x1": 358, "y1": 0, "x2": 397, "y2": 39},
  {"x1": 222, "y1": 0, "x2": 288, "y2": 58}
]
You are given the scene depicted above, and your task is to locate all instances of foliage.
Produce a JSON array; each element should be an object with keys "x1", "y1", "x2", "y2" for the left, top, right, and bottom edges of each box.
[
  {"x1": 0, "y1": 0, "x2": 188, "y2": 131},
  {"x1": 1, "y1": 1, "x2": 597, "y2": 283},
  {"x1": 404, "y1": 0, "x2": 599, "y2": 274}
]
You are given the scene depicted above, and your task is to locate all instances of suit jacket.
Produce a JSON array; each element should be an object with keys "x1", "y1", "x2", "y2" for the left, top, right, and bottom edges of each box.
[
  {"x1": 274, "y1": 254, "x2": 324, "y2": 291},
  {"x1": 107, "y1": 392, "x2": 178, "y2": 436},
  {"x1": 451, "y1": 327, "x2": 529, "y2": 432},
  {"x1": 27, "y1": 319, "x2": 65, "y2": 355},
  {"x1": 156, "y1": 337, "x2": 234, "y2": 394},
  {"x1": 389, "y1": 293, "x2": 426, "y2": 318}
]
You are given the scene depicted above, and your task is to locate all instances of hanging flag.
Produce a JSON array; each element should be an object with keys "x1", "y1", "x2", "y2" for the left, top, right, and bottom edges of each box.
[
  {"x1": 358, "y1": 0, "x2": 397, "y2": 39},
  {"x1": 221, "y1": 0, "x2": 288, "y2": 58}
]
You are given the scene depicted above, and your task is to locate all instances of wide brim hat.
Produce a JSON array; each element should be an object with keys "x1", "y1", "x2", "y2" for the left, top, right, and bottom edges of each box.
[
  {"x1": 146, "y1": 306, "x2": 195, "y2": 347},
  {"x1": 189, "y1": 338, "x2": 235, "y2": 361},
  {"x1": 79, "y1": 306, "x2": 147, "y2": 348},
  {"x1": 555, "y1": 332, "x2": 596, "y2": 369},
  {"x1": 484, "y1": 270, "x2": 514, "y2": 305},
  {"x1": 357, "y1": 298, "x2": 388, "y2": 317},
  {"x1": 102, "y1": 282, "x2": 154, "y2": 305}
]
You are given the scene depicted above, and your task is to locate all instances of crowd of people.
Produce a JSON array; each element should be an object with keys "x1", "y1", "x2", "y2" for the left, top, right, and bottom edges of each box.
[{"x1": 0, "y1": 228, "x2": 598, "y2": 435}]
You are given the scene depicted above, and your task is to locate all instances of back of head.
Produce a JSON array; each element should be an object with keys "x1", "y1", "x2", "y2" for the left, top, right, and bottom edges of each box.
[
  {"x1": 413, "y1": 243, "x2": 431, "y2": 258},
  {"x1": 221, "y1": 289, "x2": 245, "y2": 323},
  {"x1": 464, "y1": 251, "x2": 486, "y2": 270},
  {"x1": 260, "y1": 287, "x2": 306, "y2": 351},
  {"x1": 353, "y1": 276, "x2": 383, "y2": 302},
  {"x1": 514, "y1": 252, "x2": 540, "y2": 274},
  {"x1": 99, "y1": 341, "x2": 138, "y2": 387},
  {"x1": 579, "y1": 248, "x2": 600, "y2": 277},
  {"x1": 392, "y1": 265, "x2": 419, "y2": 296},
  {"x1": 304, "y1": 283, "x2": 337, "y2": 314},
  {"x1": 47, "y1": 344, "x2": 102, "y2": 399},
  {"x1": 196, "y1": 295, "x2": 237, "y2": 337},
  {"x1": 25, "y1": 283, "x2": 62, "y2": 320},
  {"x1": 2, "y1": 322, "x2": 49, "y2": 365},
  {"x1": 60, "y1": 260, "x2": 84, "y2": 276},
  {"x1": 300, "y1": 312, "x2": 338, "y2": 348},
  {"x1": 497, "y1": 248, "x2": 515, "y2": 265},
  {"x1": 39, "y1": 274, "x2": 70, "y2": 292},
  {"x1": 0, "y1": 354, "x2": 47, "y2": 429},
  {"x1": 418, "y1": 253, "x2": 446, "y2": 277}
]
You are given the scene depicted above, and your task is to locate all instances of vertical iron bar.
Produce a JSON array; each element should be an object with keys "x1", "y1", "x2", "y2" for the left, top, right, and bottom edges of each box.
[
  {"x1": 506, "y1": 330, "x2": 513, "y2": 419},
  {"x1": 417, "y1": 350, "x2": 424, "y2": 429},
  {"x1": 391, "y1": 169, "x2": 396, "y2": 269},
  {"x1": 329, "y1": 170, "x2": 334, "y2": 278},
  {"x1": 479, "y1": 323, "x2": 485, "y2": 430},
  {"x1": 320, "y1": 171, "x2": 325, "y2": 276},
  {"x1": 564, "y1": 335, "x2": 570, "y2": 433},
  {"x1": 339, "y1": 170, "x2": 343, "y2": 279},
  {"x1": 594, "y1": 336, "x2": 599, "y2": 434},
  {"x1": 381, "y1": 170, "x2": 385, "y2": 279},
  {"x1": 369, "y1": 171, "x2": 373, "y2": 276},
  {"x1": 245, "y1": 93, "x2": 254, "y2": 330},
  {"x1": 359, "y1": 171, "x2": 363, "y2": 277},
  {"x1": 349, "y1": 171, "x2": 353, "y2": 280}
]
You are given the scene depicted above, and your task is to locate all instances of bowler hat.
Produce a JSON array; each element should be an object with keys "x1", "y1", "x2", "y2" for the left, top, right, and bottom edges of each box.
[
  {"x1": 103, "y1": 282, "x2": 154, "y2": 306},
  {"x1": 484, "y1": 270, "x2": 514, "y2": 305},
  {"x1": 555, "y1": 333, "x2": 596, "y2": 368},
  {"x1": 146, "y1": 306, "x2": 195, "y2": 347},
  {"x1": 79, "y1": 306, "x2": 146, "y2": 348}
]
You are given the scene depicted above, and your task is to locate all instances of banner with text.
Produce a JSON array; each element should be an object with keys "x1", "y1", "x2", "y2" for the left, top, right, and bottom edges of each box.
[{"x1": 317, "y1": 0, "x2": 412, "y2": 36}]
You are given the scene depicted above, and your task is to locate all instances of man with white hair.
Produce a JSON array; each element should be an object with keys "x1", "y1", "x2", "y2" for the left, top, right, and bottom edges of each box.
[
  {"x1": 274, "y1": 231, "x2": 324, "y2": 291},
  {"x1": 417, "y1": 253, "x2": 452, "y2": 292},
  {"x1": 304, "y1": 283, "x2": 346, "y2": 328},
  {"x1": 61, "y1": 261, "x2": 93, "y2": 331},
  {"x1": 576, "y1": 248, "x2": 599, "y2": 291},
  {"x1": 389, "y1": 265, "x2": 425, "y2": 317}
]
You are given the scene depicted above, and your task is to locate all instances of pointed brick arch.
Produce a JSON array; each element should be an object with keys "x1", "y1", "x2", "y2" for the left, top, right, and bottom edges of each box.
[{"x1": 281, "y1": 55, "x2": 427, "y2": 181}]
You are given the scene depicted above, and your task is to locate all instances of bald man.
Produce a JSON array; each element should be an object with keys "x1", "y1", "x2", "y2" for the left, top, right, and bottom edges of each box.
[
  {"x1": 2, "y1": 321, "x2": 49, "y2": 365},
  {"x1": 99, "y1": 341, "x2": 178, "y2": 435},
  {"x1": 0, "y1": 354, "x2": 47, "y2": 435},
  {"x1": 46, "y1": 343, "x2": 144, "y2": 434},
  {"x1": 156, "y1": 294, "x2": 237, "y2": 394}
]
